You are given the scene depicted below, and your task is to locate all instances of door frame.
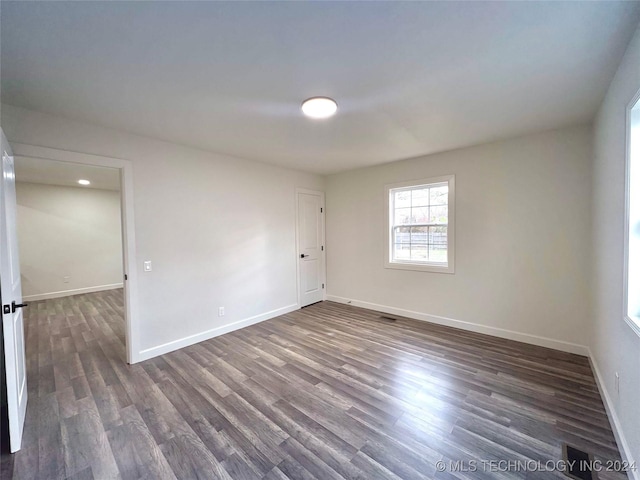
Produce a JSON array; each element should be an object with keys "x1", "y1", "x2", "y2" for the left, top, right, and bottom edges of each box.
[
  {"x1": 295, "y1": 188, "x2": 326, "y2": 307},
  {"x1": 10, "y1": 143, "x2": 140, "y2": 364}
]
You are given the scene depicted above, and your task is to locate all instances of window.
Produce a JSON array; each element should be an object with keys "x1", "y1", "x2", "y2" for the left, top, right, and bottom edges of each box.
[
  {"x1": 385, "y1": 175, "x2": 455, "y2": 273},
  {"x1": 624, "y1": 94, "x2": 640, "y2": 336}
]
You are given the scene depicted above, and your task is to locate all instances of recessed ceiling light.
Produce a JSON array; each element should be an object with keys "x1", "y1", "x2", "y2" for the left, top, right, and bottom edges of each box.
[
  {"x1": 78, "y1": 179, "x2": 91, "y2": 186},
  {"x1": 301, "y1": 97, "x2": 338, "y2": 119}
]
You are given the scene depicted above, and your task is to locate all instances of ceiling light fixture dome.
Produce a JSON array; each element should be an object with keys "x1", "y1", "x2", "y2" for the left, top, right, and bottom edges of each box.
[
  {"x1": 78, "y1": 179, "x2": 91, "y2": 186},
  {"x1": 301, "y1": 97, "x2": 338, "y2": 119}
]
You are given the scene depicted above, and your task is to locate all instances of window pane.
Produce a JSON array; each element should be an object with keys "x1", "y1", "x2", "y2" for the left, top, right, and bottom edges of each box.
[
  {"x1": 430, "y1": 186, "x2": 448, "y2": 206},
  {"x1": 394, "y1": 208, "x2": 411, "y2": 225},
  {"x1": 393, "y1": 226, "x2": 410, "y2": 245},
  {"x1": 428, "y1": 226, "x2": 447, "y2": 262},
  {"x1": 393, "y1": 242, "x2": 410, "y2": 260},
  {"x1": 428, "y1": 246, "x2": 447, "y2": 263},
  {"x1": 394, "y1": 190, "x2": 411, "y2": 208},
  {"x1": 410, "y1": 244, "x2": 428, "y2": 260},
  {"x1": 411, "y1": 206, "x2": 429, "y2": 223},
  {"x1": 429, "y1": 205, "x2": 448, "y2": 224},
  {"x1": 410, "y1": 226, "x2": 428, "y2": 246},
  {"x1": 393, "y1": 226, "x2": 411, "y2": 261},
  {"x1": 411, "y1": 188, "x2": 429, "y2": 207}
]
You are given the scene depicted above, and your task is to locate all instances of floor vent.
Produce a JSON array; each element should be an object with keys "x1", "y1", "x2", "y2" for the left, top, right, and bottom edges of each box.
[{"x1": 562, "y1": 444, "x2": 598, "y2": 480}]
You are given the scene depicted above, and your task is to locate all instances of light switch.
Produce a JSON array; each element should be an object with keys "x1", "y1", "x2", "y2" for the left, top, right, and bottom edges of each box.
[{"x1": 143, "y1": 261, "x2": 152, "y2": 272}]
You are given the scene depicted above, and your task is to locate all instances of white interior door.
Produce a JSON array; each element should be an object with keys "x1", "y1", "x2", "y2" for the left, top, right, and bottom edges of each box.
[
  {"x1": 297, "y1": 190, "x2": 325, "y2": 307},
  {"x1": 1, "y1": 130, "x2": 28, "y2": 453}
]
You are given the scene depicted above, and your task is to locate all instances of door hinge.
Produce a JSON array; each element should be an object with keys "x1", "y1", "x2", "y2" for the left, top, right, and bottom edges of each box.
[
  {"x1": 322, "y1": 283, "x2": 325, "y2": 289},
  {"x1": 124, "y1": 274, "x2": 128, "y2": 281},
  {"x1": 3, "y1": 305, "x2": 10, "y2": 315},
  {"x1": 320, "y1": 207, "x2": 323, "y2": 213},
  {"x1": 321, "y1": 246, "x2": 324, "y2": 251}
]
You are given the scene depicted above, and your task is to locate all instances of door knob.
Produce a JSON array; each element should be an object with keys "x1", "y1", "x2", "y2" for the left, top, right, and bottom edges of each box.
[
  {"x1": 11, "y1": 301, "x2": 28, "y2": 313},
  {"x1": 300, "y1": 254, "x2": 309, "y2": 258}
]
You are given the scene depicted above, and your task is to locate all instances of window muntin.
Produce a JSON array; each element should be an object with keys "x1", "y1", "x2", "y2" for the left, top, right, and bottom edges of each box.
[{"x1": 385, "y1": 175, "x2": 455, "y2": 273}]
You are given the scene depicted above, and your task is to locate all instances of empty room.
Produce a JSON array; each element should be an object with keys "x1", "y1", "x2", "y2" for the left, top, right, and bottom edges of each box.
[{"x1": 0, "y1": 1, "x2": 639, "y2": 480}]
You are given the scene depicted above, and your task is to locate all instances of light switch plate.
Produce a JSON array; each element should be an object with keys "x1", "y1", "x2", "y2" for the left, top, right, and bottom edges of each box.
[{"x1": 143, "y1": 261, "x2": 152, "y2": 272}]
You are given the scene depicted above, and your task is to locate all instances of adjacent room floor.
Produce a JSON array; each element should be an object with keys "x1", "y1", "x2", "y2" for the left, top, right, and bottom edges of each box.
[{"x1": 0, "y1": 291, "x2": 626, "y2": 479}]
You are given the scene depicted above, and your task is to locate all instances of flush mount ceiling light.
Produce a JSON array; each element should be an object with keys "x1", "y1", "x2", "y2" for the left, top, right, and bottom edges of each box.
[
  {"x1": 77, "y1": 179, "x2": 91, "y2": 186},
  {"x1": 301, "y1": 97, "x2": 338, "y2": 119}
]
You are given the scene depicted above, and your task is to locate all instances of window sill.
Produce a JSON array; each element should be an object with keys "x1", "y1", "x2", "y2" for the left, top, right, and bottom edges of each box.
[
  {"x1": 384, "y1": 261, "x2": 455, "y2": 274},
  {"x1": 624, "y1": 315, "x2": 640, "y2": 338}
]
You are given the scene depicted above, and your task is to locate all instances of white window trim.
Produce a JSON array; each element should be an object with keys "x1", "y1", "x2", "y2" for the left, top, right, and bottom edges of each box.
[
  {"x1": 623, "y1": 88, "x2": 640, "y2": 338},
  {"x1": 384, "y1": 174, "x2": 455, "y2": 274}
]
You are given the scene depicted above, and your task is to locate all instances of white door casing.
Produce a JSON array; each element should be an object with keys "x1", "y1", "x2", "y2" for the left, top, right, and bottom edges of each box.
[
  {"x1": 297, "y1": 189, "x2": 325, "y2": 307},
  {"x1": 0, "y1": 130, "x2": 28, "y2": 453}
]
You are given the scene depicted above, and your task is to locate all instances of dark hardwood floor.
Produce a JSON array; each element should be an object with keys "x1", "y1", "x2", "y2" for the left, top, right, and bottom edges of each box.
[{"x1": 0, "y1": 290, "x2": 627, "y2": 479}]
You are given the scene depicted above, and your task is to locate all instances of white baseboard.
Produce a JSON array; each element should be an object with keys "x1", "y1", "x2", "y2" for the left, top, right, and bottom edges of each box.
[
  {"x1": 326, "y1": 295, "x2": 589, "y2": 356},
  {"x1": 23, "y1": 283, "x2": 124, "y2": 301},
  {"x1": 587, "y1": 350, "x2": 639, "y2": 480},
  {"x1": 136, "y1": 303, "x2": 299, "y2": 362}
]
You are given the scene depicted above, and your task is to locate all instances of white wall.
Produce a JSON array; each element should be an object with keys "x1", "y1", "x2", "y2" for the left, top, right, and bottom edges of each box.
[
  {"x1": 591, "y1": 25, "x2": 640, "y2": 473},
  {"x1": 326, "y1": 125, "x2": 592, "y2": 353},
  {"x1": 1, "y1": 104, "x2": 324, "y2": 360},
  {"x1": 16, "y1": 182, "x2": 123, "y2": 300}
]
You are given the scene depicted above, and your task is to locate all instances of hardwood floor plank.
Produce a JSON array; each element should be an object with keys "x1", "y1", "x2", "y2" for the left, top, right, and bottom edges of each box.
[
  {"x1": 1, "y1": 291, "x2": 627, "y2": 480},
  {"x1": 106, "y1": 422, "x2": 149, "y2": 480},
  {"x1": 221, "y1": 452, "x2": 261, "y2": 480},
  {"x1": 36, "y1": 393, "x2": 66, "y2": 480}
]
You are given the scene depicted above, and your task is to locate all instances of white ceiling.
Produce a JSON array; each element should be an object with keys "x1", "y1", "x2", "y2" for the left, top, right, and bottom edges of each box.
[
  {"x1": 15, "y1": 156, "x2": 121, "y2": 191},
  {"x1": 2, "y1": 2, "x2": 639, "y2": 175}
]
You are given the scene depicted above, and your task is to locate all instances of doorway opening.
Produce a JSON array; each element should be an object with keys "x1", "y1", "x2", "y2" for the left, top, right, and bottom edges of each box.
[
  {"x1": 15, "y1": 157, "x2": 128, "y2": 360},
  {"x1": 10, "y1": 144, "x2": 139, "y2": 366}
]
